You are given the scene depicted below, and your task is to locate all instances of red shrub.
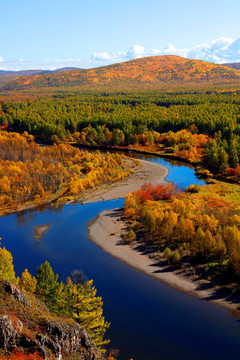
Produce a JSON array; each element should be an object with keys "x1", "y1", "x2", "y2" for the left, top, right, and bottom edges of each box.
[
  {"x1": 133, "y1": 189, "x2": 153, "y2": 204},
  {"x1": 225, "y1": 168, "x2": 237, "y2": 176},
  {"x1": 140, "y1": 183, "x2": 178, "y2": 201},
  {"x1": 0, "y1": 351, "x2": 44, "y2": 360}
]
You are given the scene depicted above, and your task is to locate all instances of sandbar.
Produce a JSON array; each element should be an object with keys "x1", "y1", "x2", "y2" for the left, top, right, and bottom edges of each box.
[{"x1": 82, "y1": 159, "x2": 169, "y2": 203}]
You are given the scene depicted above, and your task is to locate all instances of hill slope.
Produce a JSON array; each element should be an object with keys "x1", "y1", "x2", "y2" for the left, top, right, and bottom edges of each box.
[
  {"x1": 0, "y1": 280, "x2": 103, "y2": 359},
  {"x1": 2, "y1": 55, "x2": 240, "y2": 91}
]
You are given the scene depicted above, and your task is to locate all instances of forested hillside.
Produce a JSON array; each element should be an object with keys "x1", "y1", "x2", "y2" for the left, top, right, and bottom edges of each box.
[{"x1": 2, "y1": 56, "x2": 240, "y2": 91}]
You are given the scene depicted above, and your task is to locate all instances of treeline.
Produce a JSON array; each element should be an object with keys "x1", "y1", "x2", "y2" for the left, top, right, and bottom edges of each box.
[
  {"x1": 0, "y1": 131, "x2": 131, "y2": 208},
  {"x1": 0, "y1": 245, "x2": 109, "y2": 350},
  {"x1": 124, "y1": 182, "x2": 240, "y2": 278},
  {"x1": 1, "y1": 91, "x2": 240, "y2": 142},
  {"x1": 1, "y1": 91, "x2": 240, "y2": 174}
]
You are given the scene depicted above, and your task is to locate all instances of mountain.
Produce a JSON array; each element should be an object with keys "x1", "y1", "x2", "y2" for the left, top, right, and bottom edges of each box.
[
  {"x1": 0, "y1": 69, "x2": 44, "y2": 76},
  {"x1": 0, "y1": 67, "x2": 79, "y2": 87},
  {"x1": 0, "y1": 67, "x2": 79, "y2": 77},
  {"x1": 2, "y1": 55, "x2": 240, "y2": 91},
  {"x1": 223, "y1": 62, "x2": 240, "y2": 70},
  {"x1": 52, "y1": 67, "x2": 79, "y2": 72}
]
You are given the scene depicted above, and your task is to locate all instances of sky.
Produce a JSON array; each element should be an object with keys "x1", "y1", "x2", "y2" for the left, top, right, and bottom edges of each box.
[{"x1": 1, "y1": 0, "x2": 240, "y2": 71}]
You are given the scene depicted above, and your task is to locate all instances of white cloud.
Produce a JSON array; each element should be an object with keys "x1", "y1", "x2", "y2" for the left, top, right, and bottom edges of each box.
[
  {"x1": 91, "y1": 52, "x2": 112, "y2": 61},
  {"x1": 90, "y1": 45, "x2": 145, "y2": 63},
  {"x1": 89, "y1": 37, "x2": 240, "y2": 67},
  {"x1": 152, "y1": 37, "x2": 240, "y2": 64},
  {"x1": 1, "y1": 37, "x2": 240, "y2": 71},
  {"x1": 55, "y1": 58, "x2": 81, "y2": 63},
  {"x1": 186, "y1": 37, "x2": 235, "y2": 63},
  {"x1": 152, "y1": 43, "x2": 188, "y2": 58},
  {"x1": 126, "y1": 45, "x2": 145, "y2": 59}
]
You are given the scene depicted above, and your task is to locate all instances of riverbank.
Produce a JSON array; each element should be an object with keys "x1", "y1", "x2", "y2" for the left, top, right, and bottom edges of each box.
[
  {"x1": 88, "y1": 208, "x2": 240, "y2": 313},
  {"x1": 0, "y1": 187, "x2": 69, "y2": 217},
  {"x1": 82, "y1": 159, "x2": 169, "y2": 203},
  {"x1": 0, "y1": 158, "x2": 169, "y2": 217}
]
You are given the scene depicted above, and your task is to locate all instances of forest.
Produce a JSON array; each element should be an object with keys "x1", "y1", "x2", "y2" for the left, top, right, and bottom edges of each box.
[
  {"x1": 124, "y1": 181, "x2": 240, "y2": 282},
  {"x1": 0, "y1": 131, "x2": 132, "y2": 213},
  {"x1": 1, "y1": 87, "x2": 240, "y2": 357},
  {"x1": 1, "y1": 90, "x2": 240, "y2": 279},
  {"x1": 1, "y1": 90, "x2": 240, "y2": 178}
]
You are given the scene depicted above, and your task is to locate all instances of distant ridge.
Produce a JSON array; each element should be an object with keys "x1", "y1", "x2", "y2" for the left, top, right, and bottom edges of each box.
[
  {"x1": 0, "y1": 69, "x2": 46, "y2": 76},
  {"x1": 0, "y1": 67, "x2": 79, "y2": 77},
  {"x1": 223, "y1": 62, "x2": 240, "y2": 70},
  {"x1": 2, "y1": 55, "x2": 240, "y2": 91},
  {"x1": 0, "y1": 67, "x2": 80, "y2": 87}
]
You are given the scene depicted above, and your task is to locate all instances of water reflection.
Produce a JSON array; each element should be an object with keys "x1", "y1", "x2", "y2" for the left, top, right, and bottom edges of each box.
[
  {"x1": 33, "y1": 224, "x2": 51, "y2": 240},
  {"x1": 15, "y1": 202, "x2": 66, "y2": 227}
]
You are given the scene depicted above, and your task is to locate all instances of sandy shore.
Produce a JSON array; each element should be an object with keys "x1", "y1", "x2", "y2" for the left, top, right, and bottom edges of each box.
[
  {"x1": 82, "y1": 159, "x2": 169, "y2": 203},
  {"x1": 88, "y1": 208, "x2": 240, "y2": 313}
]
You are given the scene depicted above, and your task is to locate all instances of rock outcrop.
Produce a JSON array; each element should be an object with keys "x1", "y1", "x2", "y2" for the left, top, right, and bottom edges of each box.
[{"x1": 0, "y1": 280, "x2": 103, "y2": 360}]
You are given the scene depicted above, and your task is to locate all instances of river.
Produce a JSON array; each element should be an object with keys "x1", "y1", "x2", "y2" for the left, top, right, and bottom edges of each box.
[{"x1": 1, "y1": 154, "x2": 240, "y2": 360}]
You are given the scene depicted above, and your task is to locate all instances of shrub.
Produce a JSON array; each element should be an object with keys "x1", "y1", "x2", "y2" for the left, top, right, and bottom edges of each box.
[
  {"x1": 170, "y1": 249, "x2": 182, "y2": 265},
  {"x1": 124, "y1": 229, "x2": 136, "y2": 243},
  {"x1": 185, "y1": 184, "x2": 201, "y2": 193},
  {"x1": 165, "y1": 146, "x2": 177, "y2": 154},
  {"x1": 131, "y1": 221, "x2": 141, "y2": 232},
  {"x1": 128, "y1": 229, "x2": 136, "y2": 242},
  {"x1": 163, "y1": 247, "x2": 172, "y2": 262},
  {"x1": 195, "y1": 168, "x2": 212, "y2": 178}
]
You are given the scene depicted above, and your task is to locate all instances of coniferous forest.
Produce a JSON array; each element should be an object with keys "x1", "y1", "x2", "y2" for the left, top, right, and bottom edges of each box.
[{"x1": 1, "y1": 90, "x2": 240, "y2": 176}]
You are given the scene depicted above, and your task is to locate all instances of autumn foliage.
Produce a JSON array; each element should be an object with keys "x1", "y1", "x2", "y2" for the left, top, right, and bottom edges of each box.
[
  {"x1": 2, "y1": 55, "x2": 240, "y2": 91},
  {"x1": 0, "y1": 131, "x2": 130, "y2": 211},
  {"x1": 0, "y1": 254, "x2": 109, "y2": 357},
  {"x1": 1, "y1": 89, "x2": 240, "y2": 176},
  {"x1": 0, "y1": 351, "x2": 44, "y2": 360},
  {"x1": 124, "y1": 182, "x2": 240, "y2": 277}
]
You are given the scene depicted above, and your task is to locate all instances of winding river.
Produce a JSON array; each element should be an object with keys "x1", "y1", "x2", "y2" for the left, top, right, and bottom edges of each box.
[{"x1": 1, "y1": 154, "x2": 240, "y2": 360}]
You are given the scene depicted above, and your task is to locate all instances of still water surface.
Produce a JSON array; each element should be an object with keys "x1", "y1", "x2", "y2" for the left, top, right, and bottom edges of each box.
[{"x1": 1, "y1": 154, "x2": 240, "y2": 360}]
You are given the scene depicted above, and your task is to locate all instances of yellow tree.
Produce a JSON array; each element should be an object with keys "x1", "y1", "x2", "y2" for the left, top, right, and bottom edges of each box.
[
  {"x1": 214, "y1": 233, "x2": 227, "y2": 265},
  {"x1": 161, "y1": 211, "x2": 178, "y2": 238},
  {"x1": 191, "y1": 227, "x2": 205, "y2": 256},
  {"x1": 20, "y1": 269, "x2": 37, "y2": 293},
  {"x1": 201, "y1": 229, "x2": 216, "y2": 259},
  {"x1": 66, "y1": 278, "x2": 110, "y2": 350},
  {"x1": 175, "y1": 216, "x2": 194, "y2": 243},
  {"x1": 0, "y1": 246, "x2": 16, "y2": 282}
]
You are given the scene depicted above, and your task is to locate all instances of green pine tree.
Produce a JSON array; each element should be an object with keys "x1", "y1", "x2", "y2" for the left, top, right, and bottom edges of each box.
[
  {"x1": 36, "y1": 261, "x2": 60, "y2": 313},
  {"x1": 228, "y1": 141, "x2": 239, "y2": 168},
  {"x1": 218, "y1": 146, "x2": 229, "y2": 173}
]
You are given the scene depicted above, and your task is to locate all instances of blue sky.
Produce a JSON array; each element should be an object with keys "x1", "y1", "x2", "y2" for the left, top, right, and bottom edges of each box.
[{"x1": 1, "y1": 0, "x2": 240, "y2": 70}]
